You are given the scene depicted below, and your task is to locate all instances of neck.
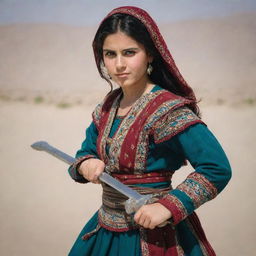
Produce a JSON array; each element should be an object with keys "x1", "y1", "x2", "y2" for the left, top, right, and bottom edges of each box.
[{"x1": 120, "y1": 80, "x2": 154, "y2": 108}]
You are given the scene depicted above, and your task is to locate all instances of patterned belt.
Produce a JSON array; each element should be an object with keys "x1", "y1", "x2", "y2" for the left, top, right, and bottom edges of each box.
[
  {"x1": 99, "y1": 170, "x2": 173, "y2": 232},
  {"x1": 82, "y1": 171, "x2": 173, "y2": 240},
  {"x1": 111, "y1": 170, "x2": 174, "y2": 185}
]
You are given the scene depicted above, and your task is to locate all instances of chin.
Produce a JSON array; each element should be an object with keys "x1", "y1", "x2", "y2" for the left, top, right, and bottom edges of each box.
[{"x1": 116, "y1": 79, "x2": 134, "y2": 88}]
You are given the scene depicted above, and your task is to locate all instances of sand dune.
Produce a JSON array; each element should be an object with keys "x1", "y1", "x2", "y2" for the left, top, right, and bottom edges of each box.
[
  {"x1": 0, "y1": 12, "x2": 256, "y2": 256},
  {"x1": 0, "y1": 101, "x2": 255, "y2": 255},
  {"x1": 0, "y1": 12, "x2": 256, "y2": 105}
]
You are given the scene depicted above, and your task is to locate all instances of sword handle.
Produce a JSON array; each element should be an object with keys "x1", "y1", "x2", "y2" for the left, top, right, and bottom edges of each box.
[{"x1": 31, "y1": 140, "x2": 172, "y2": 224}]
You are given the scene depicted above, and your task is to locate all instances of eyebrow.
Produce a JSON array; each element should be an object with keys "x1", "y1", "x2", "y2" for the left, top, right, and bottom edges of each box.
[{"x1": 103, "y1": 47, "x2": 139, "y2": 52}]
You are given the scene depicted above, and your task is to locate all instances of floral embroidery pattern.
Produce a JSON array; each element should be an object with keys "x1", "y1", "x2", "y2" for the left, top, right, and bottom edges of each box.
[
  {"x1": 176, "y1": 172, "x2": 218, "y2": 209},
  {"x1": 158, "y1": 194, "x2": 188, "y2": 225},
  {"x1": 135, "y1": 101, "x2": 197, "y2": 171},
  {"x1": 99, "y1": 182, "x2": 172, "y2": 231},
  {"x1": 105, "y1": 7, "x2": 194, "y2": 101},
  {"x1": 139, "y1": 228, "x2": 150, "y2": 256},
  {"x1": 91, "y1": 88, "x2": 213, "y2": 233},
  {"x1": 99, "y1": 89, "x2": 164, "y2": 173},
  {"x1": 92, "y1": 89, "x2": 202, "y2": 174},
  {"x1": 99, "y1": 93, "x2": 121, "y2": 172},
  {"x1": 98, "y1": 206, "x2": 137, "y2": 232},
  {"x1": 153, "y1": 107, "x2": 204, "y2": 144},
  {"x1": 158, "y1": 172, "x2": 217, "y2": 225}
]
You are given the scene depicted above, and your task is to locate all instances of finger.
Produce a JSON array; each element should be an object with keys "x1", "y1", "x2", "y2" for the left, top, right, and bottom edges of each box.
[
  {"x1": 92, "y1": 176, "x2": 101, "y2": 184},
  {"x1": 91, "y1": 173, "x2": 100, "y2": 183},
  {"x1": 94, "y1": 179, "x2": 101, "y2": 184},
  {"x1": 83, "y1": 169, "x2": 89, "y2": 180},
  {"x1": 142, "y1": 218, "x2": 151, "y2": 229},
  {"x1": 138, "y1": 213, "x2": 148, "y2": 227},
  {"x1": 95, "y1": 165, "x2": 104, "y2": 176},
  {"x1": 149, "y1": 221, "x2": 156, "y2": 230},
  {"x1": 91, "y1": 166, "x2": 103, "y2": 183},
  {"x1": 87, "y1": 171, "x2": 94, "y2": 181},
  {"x1": 92, "y1": 178, "x2": 100, "y2": 184},
  {"x1": 134, "y1": 209, "x2": 142, "y2": 223}
]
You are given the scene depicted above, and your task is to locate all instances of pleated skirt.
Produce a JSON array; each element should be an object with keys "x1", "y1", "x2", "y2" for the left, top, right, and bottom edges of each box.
[{"x1": 68, "y1": 211, "x2": 213, "y2": 256}]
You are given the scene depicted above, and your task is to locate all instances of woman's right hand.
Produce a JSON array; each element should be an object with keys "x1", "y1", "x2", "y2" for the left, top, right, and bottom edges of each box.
[{"x1": 78, "y1": 158, "x2": 105, "y2": 184}]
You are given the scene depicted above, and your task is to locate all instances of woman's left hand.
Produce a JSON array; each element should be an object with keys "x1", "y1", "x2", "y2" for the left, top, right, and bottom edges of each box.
[{"x1": 134, "y1": 203, "x2": 172, "y2": 229}]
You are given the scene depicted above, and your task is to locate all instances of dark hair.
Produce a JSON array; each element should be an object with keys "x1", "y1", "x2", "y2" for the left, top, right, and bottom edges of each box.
[{"x1": 93, "y1": 13, "x2": 200, "y2": 116}]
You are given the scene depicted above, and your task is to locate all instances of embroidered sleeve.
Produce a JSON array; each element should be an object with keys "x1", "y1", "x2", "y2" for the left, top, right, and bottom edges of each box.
[
  {"x1": 152, "y1": 106, "x2": 204, "y2": 144},
  {"x1": 68, "y1": 122, "x2": 99, "y2": 183},
  {"x1": 158, "y1": 123, "x2": 232, "y2": 225}
]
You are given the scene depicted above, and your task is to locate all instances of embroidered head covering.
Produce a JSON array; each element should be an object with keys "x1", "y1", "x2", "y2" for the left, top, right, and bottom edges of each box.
[{"x1": 93, "y1": 6, "x2": 197, "y2": 108}]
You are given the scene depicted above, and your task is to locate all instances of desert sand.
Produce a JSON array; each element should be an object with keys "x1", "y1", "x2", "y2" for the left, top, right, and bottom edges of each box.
[
  {"x1": 0, "y1": 101, "x2": 255, "y2": 255},
  {"x1": 0, "y1": 12, "x2": 256, "y2": 256}
]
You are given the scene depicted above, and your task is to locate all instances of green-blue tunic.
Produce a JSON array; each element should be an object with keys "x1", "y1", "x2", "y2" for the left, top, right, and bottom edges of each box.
[{"x1": 68, "y1": 86, "x2": 231, "y2": 256}]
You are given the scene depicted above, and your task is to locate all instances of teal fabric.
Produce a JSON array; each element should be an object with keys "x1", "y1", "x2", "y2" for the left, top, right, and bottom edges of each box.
[
  {"x1": 68, "y1": 85, "x2": 231, "y2": 255},
  {"x1": 68, "y1": 122, "x2": 99, "y2": 183},
  {"x1": 167, "y1": 124, "x2": 232, "y2": 215},
  {"x1": 176, "y1": 221, "x2": 204, "y2": 256},
  {"x1": 76, "y1": 122, "x2": 99, "y2": 159},
  {"x1": 69, "y1": 212, "x2": 141, "y2": 256}
]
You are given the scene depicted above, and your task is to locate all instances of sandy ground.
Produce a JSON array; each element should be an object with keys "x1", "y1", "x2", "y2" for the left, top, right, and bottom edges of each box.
[
  {"x1": 1, "y1": 13, "x2": 256, "y2": 106},
  {"x1": 0, "y1": 100, "x2": 255, "y2": 255},
  {"x1": 0, "y1": 8, "x2": 255, "y2": 256}
]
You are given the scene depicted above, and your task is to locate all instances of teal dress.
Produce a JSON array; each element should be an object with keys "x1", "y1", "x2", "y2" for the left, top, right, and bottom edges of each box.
[{"x1": 68, "y1": 86, "x2": 231, "y2": 256}]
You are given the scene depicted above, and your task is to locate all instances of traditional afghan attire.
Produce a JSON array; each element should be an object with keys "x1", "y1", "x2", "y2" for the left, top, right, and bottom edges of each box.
[{"x1": 68, "y1": 6, "x2": 231, "y2": 256}]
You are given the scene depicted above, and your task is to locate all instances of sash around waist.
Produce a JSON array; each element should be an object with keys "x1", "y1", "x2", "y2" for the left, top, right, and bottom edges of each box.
[
  {"x1": 98, "y1": 171, "x2": 173, "y2": 232},
  {"x1": 111, "y1": 170, "x2": 174, "y2": 185}
]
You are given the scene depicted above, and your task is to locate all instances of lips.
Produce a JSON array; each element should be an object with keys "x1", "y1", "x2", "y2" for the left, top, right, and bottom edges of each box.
[{"x1": 115, "y1": 73, "x2": 129, "y2": 78}]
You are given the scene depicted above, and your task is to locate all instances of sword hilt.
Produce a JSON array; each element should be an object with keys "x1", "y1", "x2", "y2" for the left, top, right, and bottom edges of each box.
[{"x1": 31, "y1": 140, "x2": 171, "y2": 227}]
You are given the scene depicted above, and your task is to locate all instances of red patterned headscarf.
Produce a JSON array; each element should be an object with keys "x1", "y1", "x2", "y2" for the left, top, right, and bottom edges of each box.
[{"x1": 94, "y1": 6, "x2": 198, "y2": 112}]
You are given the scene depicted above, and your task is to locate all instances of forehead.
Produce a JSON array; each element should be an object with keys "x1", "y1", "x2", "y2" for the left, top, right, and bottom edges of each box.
[{"x1": 103, "y1": 31, "x2": 143, "y2": 50}]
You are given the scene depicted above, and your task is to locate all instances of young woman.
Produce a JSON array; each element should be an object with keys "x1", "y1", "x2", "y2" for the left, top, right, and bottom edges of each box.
[{"x1": 68, "y1": 6, "x2": 231, "y2": 256}]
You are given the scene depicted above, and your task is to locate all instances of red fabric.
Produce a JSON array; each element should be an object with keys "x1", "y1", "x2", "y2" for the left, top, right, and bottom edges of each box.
[
  {"x1": 95, "y1": 88, "x2": 121, "y2": 162},
  {"x1": 140, "y1": 225, "x2": 181, "y2": 255},
  {"x1": 112, "y1": 171, "x2": 174, "y2": 185},
  {"x1": 187, "y1": 213, "x2": 216, "y2": 256},
  {"x1": 158, "y1": 195, "x2": 187, "y2": 225},
  {"x1": 119, "y1": 91, "x2": 185, "y2": 171},
  {"x1": 98, "y1": 6, "x2": 197, "y2": 104}
]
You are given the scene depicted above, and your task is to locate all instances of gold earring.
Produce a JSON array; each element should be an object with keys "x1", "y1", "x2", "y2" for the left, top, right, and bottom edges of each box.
[{"x1": 147, "y1": 63, "x2": 153, "y2": 75}]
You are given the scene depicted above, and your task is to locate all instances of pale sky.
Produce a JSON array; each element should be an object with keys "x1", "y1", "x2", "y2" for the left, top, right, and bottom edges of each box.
[{"x1": 0, "y1": 0, "x2": 256, "y2": 25}]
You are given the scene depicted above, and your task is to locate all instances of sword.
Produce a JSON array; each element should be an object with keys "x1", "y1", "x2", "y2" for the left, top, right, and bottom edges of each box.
[{"x1": 31, "y1": 141, "x2": 152, "y2": 214}]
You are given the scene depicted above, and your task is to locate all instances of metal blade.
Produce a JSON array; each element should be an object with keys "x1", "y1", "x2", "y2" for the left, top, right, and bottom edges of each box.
[
  {"x1": 31, "y1": 141, "x2": 143, "y2": 200},
  {"x1": 99, "y1": 172, "x2": 142, "y2": 200},
  {"x1": 31, "y1": 141, "x2": 76, "y2": 165}
]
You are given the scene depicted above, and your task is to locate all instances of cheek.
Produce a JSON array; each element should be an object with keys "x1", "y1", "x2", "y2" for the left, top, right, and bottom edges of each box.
[{"x1": 130, "y1": 57, "x2": 148, "y2": 73}]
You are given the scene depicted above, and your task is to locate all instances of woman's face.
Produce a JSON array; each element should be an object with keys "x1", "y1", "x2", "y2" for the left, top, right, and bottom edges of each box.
[{"x1": 102, "y1": 31, "x2": 152, "y2": 90}]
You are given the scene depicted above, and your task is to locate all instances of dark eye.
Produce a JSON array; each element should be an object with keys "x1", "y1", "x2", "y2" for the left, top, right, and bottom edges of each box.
[
  {"x1": 124, "y1": 50, "x2": 135, "y2": 56},
  {"x1": 104, "y1": 51, "x2": 116, "y2": 57}
]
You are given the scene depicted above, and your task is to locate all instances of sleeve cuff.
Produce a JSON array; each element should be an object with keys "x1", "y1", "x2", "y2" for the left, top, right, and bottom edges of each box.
[
  {"x1": 158, "y1": 172, "x2": 218, "y2": 225},
  {"x1": 68, "y1": 155, "x2": 96, "y2": 183},
  {"x1": 158, "y1": 194, "x2": 188, "y2": 225}
]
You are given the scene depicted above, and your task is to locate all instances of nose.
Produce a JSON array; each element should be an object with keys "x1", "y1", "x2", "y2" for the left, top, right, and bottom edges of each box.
[{"x1": 115, "y1": 55, "x2": 126, "y2": 71}]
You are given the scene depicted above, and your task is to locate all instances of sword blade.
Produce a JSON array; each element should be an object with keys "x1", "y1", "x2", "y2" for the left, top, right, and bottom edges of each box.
[
  {"x1": 31, "y1": 141, "x2": 75, "y2": 165},
  {"x1": 99, "y1": 172, "x2": 141, "y2": 200},
  {"x1": 31, "y1": 141, "x2": 142, "y2": 200}
]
